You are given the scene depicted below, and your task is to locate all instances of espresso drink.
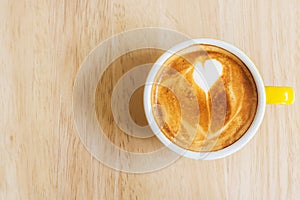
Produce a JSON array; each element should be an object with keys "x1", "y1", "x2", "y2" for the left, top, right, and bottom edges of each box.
[{"x1": 151, "y1": 44, "x2": 258, "y2": 151}]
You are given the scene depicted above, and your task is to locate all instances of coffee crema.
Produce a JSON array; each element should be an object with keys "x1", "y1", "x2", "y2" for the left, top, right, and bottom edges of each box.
[{"x1": 151, "y1": 44, "x2": 258, "y2": 151}]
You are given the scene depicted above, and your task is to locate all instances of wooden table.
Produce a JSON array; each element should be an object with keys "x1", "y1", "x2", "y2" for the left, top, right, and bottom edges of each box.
[{"x1": 1, "y1": 0, "x2": 299, "y2": 199}]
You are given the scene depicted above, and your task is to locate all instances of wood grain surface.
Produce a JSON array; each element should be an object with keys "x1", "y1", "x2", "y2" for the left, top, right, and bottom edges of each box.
[{"x1": 1, "y1": 0, "x2": 299, "y2": 199}]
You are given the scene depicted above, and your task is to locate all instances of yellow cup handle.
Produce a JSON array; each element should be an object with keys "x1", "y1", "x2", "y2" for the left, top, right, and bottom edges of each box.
[{"x1": 265, "y1": 86, "x2": 295, "y2": 105}]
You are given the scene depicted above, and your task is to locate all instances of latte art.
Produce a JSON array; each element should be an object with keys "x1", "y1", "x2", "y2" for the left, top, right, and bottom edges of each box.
[
  {"x1": 193, "y1": 59, "x2": 223, "y2": 93},
  {"x1": 151, "y1": 44, "x2": 258, "y2": 151}
]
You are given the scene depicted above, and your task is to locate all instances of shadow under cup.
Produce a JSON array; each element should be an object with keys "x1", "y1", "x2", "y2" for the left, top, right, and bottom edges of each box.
[
  {"x1": 145, "y1": 41, "x2": 263, "y2": 159},
  {"x1": 95, "y1": 48, "x2": 166, "y2": 153}
]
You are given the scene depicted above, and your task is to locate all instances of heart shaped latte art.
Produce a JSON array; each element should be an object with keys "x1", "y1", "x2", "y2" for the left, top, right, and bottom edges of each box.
[
  {"x1": 192, "y1": 59, "x2": 223, "y2": 93},
  {"x1": 151, "y1": 44, "x2": 258, "y2": 152}
]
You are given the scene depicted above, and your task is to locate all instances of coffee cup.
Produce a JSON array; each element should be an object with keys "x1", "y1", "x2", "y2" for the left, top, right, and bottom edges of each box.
[{"x1": 143, "y1": 39, "x2": 294, "y2": 160}]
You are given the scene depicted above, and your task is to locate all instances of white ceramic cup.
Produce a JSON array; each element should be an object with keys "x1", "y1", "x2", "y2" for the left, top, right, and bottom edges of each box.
[{"x1": 143, "y1": 38, "x2": 293, "y2": 160}]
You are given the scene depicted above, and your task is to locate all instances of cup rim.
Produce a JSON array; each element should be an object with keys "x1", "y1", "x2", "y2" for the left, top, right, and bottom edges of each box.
[{"x1": 143, "y1": 38, "x2": 266, "y2": 160}]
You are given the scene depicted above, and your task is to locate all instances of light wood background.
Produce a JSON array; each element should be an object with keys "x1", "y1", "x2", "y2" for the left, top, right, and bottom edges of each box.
[{"x1": 1, "y1": 0, "x2": 299, "y2": 199}]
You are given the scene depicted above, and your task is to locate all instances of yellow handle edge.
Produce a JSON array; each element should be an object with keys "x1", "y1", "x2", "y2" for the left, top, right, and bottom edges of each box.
[{"x1": 265, "y1": 86, "x2": 294, "y2": 105}]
